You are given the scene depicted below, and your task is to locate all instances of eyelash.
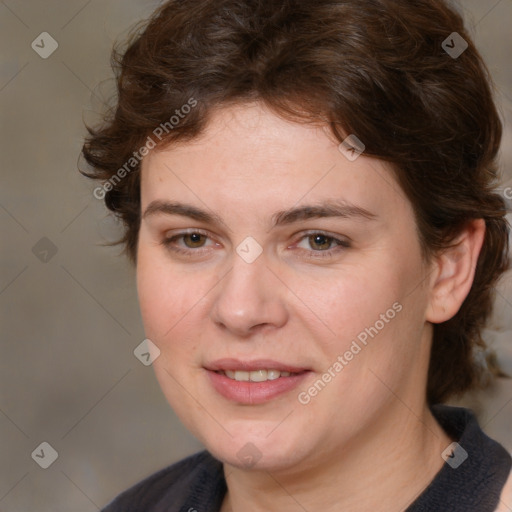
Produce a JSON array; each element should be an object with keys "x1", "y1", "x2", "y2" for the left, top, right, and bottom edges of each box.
[
  {"x1": 294, "y1": 231, "x2": 351, "y2": 259},
  {"x1": 161, "y1": 229, "x2": 216, "y2": 256},
  {"x1": 160, "y1": 230, "x2": 351, "y2": 259}
]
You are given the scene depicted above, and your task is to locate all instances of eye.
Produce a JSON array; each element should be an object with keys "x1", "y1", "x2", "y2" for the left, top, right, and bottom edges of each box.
[
  {"x1": 161, "y1": 230, "x2": 218, "y2": 255},
  {"x1": 160, "y1": 230, "x2": 350, "y2": 260},
  {"x1": 294, "y1": 231, "x2": 350, "y2": 258},
  {"x1": 181, "y1": 232, "x2": 208, "y2": 248}
]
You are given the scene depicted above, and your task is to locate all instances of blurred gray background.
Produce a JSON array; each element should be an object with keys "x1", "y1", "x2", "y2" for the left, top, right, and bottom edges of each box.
[{"x1": 1, "y1": 1, "x2": 511, "y2": 510}]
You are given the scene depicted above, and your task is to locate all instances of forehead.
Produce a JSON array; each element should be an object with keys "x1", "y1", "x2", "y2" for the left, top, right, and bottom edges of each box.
[{"x1": 140, "y1": 102, "x2": 410, "y2": 221}]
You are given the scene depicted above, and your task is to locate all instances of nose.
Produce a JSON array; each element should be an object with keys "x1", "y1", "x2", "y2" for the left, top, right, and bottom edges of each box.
[{"x1": 209, "y1": 250, "x2": 289, "y2": 337}]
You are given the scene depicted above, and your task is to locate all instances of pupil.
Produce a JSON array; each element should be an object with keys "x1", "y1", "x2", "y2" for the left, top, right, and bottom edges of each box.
[
  {"x1": 311, "y1": 234, "x2": 330, "y2": 250},
  {"x1": 186, "y1": 233, "x2": 204, "y2": 247}
]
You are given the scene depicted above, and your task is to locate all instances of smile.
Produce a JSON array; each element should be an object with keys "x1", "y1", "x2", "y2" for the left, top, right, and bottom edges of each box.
[{"x1": 216, "y1": 369, "x2": 299, "y2": 382}]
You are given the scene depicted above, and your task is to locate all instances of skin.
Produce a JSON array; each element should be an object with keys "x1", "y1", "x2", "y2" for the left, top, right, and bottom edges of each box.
[{"x1": 136, "y1": 102, "x2": 485, "y2": 511}]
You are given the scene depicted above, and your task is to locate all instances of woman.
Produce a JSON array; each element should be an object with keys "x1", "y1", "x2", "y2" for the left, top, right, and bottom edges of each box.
[{"x1": 82, "y1": 0, "x2": 512, "y2": 509}]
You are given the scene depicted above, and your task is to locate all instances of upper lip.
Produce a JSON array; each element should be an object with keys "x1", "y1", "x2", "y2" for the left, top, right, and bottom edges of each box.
[{"x1": 204, "y1": 358, "x2": 310, "y2": 373}]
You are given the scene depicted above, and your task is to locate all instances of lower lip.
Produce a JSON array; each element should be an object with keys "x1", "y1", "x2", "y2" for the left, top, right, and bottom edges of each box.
[{"x1": 206, "y1": 370, "x2": 311, "y2": 404}]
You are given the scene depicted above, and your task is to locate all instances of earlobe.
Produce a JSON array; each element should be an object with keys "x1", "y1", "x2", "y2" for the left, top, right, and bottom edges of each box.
[{"x1": 426, "y1": 219, "x2": 486, "y2": 324}]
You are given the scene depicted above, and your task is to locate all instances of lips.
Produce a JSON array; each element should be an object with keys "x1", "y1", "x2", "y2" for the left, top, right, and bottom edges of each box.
[
  {"x1": 204, "y1": 358, "x2": 309, "y2": 373},
  {"x1": 204, "y1": 358, "x2": 312, "y2": 404}
]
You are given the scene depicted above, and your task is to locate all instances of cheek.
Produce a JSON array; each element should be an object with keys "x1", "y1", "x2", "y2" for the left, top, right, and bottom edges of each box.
[
  {"x1": 288, "y1": 253, "x2": 425, "y2": 385},
  {"x1": 135, "y1": 241, "x2": 222, "y2": 375},
  {"x1": 136, "y1": 244, "x2": 199, "y2": 342},
  {"x1": 287, "y1": 265, "x2": 399, "y2": 341},
  {"x1": 136, "y1": 248, "x2": 205, "y2": 409}
]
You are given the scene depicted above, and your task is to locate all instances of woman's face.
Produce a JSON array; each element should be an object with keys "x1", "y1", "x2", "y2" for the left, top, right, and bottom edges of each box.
[{"x1": 137, "y1": 102, "x2": 435, "y2": 471}]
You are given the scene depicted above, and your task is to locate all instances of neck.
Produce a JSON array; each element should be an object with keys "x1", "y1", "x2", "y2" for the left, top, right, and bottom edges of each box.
[{"x1": 221, "y1": 403, "x2": 451, "y2": 512}]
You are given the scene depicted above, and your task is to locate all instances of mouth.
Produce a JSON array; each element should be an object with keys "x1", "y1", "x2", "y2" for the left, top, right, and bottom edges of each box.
[
  {"x1": 204, "y1": 359, "x2": 312, "y2": 404},
  {"x1": 214, "y1": 368, "x2": 308, "y2": 382}
]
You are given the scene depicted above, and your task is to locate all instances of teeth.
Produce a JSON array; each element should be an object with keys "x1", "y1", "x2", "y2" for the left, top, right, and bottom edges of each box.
[
  {"x1": 222, "y1": 369, "x2": 295, "y2": 382},
  {"x1": 249, "y1": 370, "x2": 268, "y2": 382}
]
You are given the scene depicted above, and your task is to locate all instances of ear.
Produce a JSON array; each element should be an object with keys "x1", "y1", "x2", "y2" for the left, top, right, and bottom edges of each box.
[{"x1": 426, "y1": 219, "x2": 486, "y2": 324}]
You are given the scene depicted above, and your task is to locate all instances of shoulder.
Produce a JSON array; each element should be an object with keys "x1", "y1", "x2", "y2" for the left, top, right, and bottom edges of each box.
[
  {"x1": 101, "y1": 450, "x2": 225, "y2": 512},
  {"x1": 425, "y1": 405, "x2": 511, "y2": 510},
  {"x1": 495, "y1": 468, "x2": 512, "y2": 512}
]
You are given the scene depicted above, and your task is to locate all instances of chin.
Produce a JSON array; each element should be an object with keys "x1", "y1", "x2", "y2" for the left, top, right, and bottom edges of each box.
[{"x1": 204, "y1": 431, "x2": 311, "y2": 472}]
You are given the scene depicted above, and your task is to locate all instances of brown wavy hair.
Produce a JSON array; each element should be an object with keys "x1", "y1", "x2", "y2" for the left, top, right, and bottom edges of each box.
[{"x1": 81, "y1": 0, "x2": 509, "y2": 405}]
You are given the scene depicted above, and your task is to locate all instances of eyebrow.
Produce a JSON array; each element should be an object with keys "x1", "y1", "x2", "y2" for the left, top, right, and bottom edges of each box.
[
  {"x1": 142, "y1": 199, "x2": 377, "y2": 228},
  {"x1": 272, "y1": 200, "x2": 377, "y2": 225}
]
